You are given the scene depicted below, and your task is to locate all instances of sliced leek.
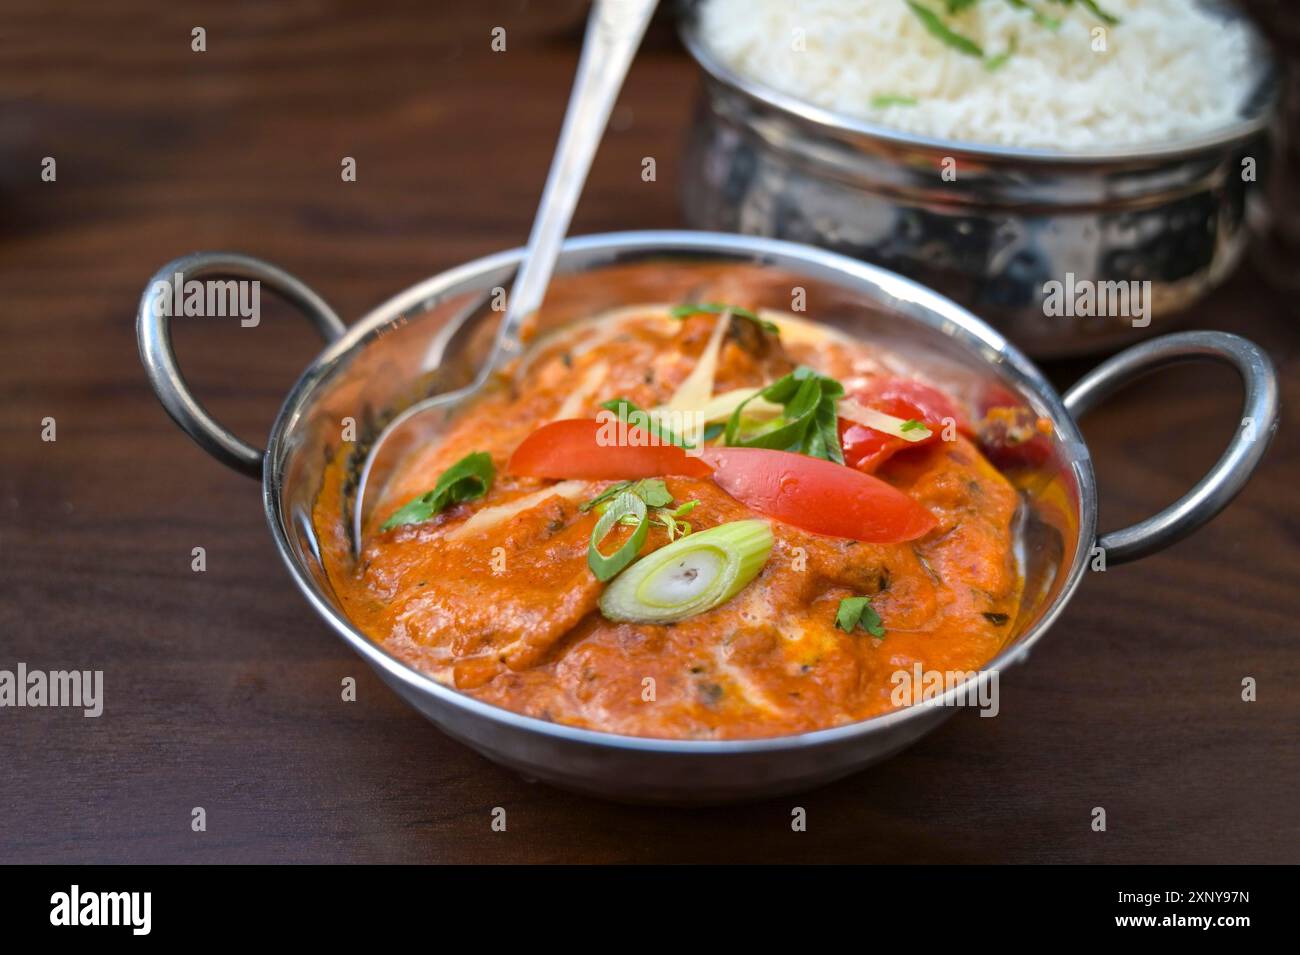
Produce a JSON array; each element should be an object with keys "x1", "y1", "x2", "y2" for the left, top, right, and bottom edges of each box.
[
  {"x1": 839, "y1": 398, "x2": 932, "y2": 441},
  {"x1": 588, "y1": 491, "x2": 649, "y2": 582},
  {"x1": 599, "y1": 519, "x2": 773, "y2": 624}
]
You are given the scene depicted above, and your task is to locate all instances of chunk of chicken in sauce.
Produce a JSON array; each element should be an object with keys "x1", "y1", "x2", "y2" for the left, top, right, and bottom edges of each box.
[{"x1": 314, "y1": 308, "x2": 1022, "y2": 739}]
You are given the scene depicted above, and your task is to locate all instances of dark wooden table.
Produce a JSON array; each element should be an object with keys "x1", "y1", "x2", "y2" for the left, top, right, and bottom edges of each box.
[{"x1": 2, "y1": 0, "x2": 1296, "y2": 863}]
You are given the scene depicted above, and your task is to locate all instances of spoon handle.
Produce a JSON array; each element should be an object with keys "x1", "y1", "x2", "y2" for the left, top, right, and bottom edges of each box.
[{"x1": 493, "y1": 0, "x2": 659, "y2": 366}]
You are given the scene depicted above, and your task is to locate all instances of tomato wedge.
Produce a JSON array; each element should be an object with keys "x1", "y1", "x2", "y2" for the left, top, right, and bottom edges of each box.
[
  {"x1": 508, "y1": 418, "x2": 712, "y2": 481},
  {"x1": 839, "y1": 377, "x2": 972, "y2": 474},
  {"x1": 838, "y1": 419, "x2": 933, "y2": 474},
  {"x1": 863, "y1": 377, "x2": 971, "y2": 432},
  {"x1": 699, "y1": 447, "x2": 937, "y2": 543}
]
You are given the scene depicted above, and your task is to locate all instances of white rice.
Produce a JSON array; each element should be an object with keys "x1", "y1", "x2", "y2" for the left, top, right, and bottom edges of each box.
[{"x1": 697, "y1": 0, "x2": 1258, "y2": 150}]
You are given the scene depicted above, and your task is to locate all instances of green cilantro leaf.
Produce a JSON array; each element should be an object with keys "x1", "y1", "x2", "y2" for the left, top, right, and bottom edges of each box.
[
  {"x1": 835, "y1": 596, "x2": 887, "y2": 638},
  {"x1": 381, "y1": 452, "x2": 495, "y2": 530},
  {"x1": 725, "y1": 365, "x2": 846, "y2": 464}
]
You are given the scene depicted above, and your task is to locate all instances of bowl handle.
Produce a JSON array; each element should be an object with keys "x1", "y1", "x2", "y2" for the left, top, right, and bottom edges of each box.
[
  {"x1": 137, "y1": 252, "x2": 346, "y2": 479},
  {"x1": 1062, "y1": 331, "x2": 1279, "y2": 565}
]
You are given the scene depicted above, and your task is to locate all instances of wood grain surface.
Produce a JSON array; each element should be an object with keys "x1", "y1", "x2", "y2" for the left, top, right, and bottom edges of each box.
[{"x1": 0, "y1": 0, "x2": 1296, "y2": 863}]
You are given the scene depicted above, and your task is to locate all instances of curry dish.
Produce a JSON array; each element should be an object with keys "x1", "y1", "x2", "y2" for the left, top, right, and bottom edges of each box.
[{"x1": 315, "y1": 305, "x2": 1026, "y2": 739}]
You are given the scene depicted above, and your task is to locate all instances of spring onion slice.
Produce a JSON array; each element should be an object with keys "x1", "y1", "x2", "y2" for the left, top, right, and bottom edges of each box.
[
  {"x1": 599, "y1": 519, "x2": 773, "y2": 624},
  {"x1": 588, "y1": 491, "x2": 649, "y2": 582},
  {"x1": 838, "y1": 398, "x2": 933, "y2": 442}
]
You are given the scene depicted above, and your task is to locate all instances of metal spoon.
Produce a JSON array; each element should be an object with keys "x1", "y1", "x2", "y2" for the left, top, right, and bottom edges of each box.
[{"x1": 352, "y1": 0, "x2": 659, "y2": 556}]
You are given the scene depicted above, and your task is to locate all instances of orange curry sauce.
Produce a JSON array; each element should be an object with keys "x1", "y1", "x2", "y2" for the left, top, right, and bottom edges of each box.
[{"x1": 315, "y1": 309, "x2": 1022, "y2": 739}]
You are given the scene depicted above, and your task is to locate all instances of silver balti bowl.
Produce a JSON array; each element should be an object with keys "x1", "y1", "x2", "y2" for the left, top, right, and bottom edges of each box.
[
  {"x1": 677, "y1": 1, "x2": 1282, "y2": 358},
  {"x1": 137, "y1": 231, "x2": 1278, "y2": 804}
]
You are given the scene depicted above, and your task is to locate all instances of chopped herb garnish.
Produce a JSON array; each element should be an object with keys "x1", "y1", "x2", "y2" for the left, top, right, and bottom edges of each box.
[
  {"x1": 983, "y1": 32, "x2": 1018, "y2": 70},
  {"x1": 836, "y1": 596, "x2": 886, "y2": 638},
  {"x1": 670, "y1": 302, "x2": 780, "y2": 335},
  {"x1": 1047, "y1": 0, "x2": 1118, "y2": 25},
  {"x1": 1079, "y1": 0, "x2": 1118, "y2": 25},
  {"x1": 906, "y1": 1, "x2": 984, "y2": 57},
  {"x1": 725, "y1": 365, "x2": 846, "y2": 465},
  {"x1": 871, "y1": 93, "x2": 920, "y2": 108},
  {"x1": 899, "y1": 419, "x2": 927, "y2": 433},
  {"x1": 1004, "y1": 0, "x2": 1059, "y2": 30},
  {"x1": 907, "y1": 0, "x2": 1116, "y2": 69},
  {"x1": 653, "y1": 499, "x2": 699, "y2": 541},
  {"x1": 381, "y1": 451, "x2": 494, "y2": 530},
  {"x1": 582, "y1": 480, "x2": 700, "y2": 542},
  {"x1": 983, "y1": 612, "x2": 1010, "y2": 625},
  {"x1": 600, "y1": 396, "x2": 693, "y2": 448},
  {"x1": 983, "y1": 49, "x2": 1012, "y2": 71},
  {"x1": 580, "y1": 477, "x2": 673, "y2": 513}
]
